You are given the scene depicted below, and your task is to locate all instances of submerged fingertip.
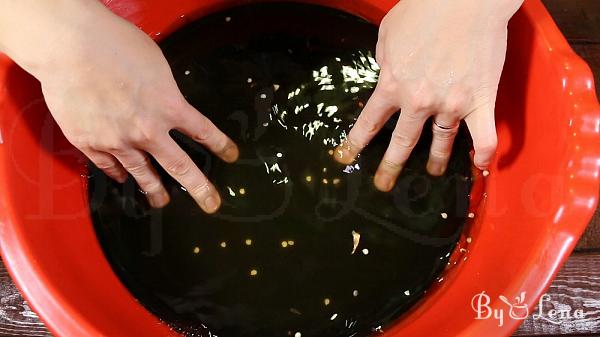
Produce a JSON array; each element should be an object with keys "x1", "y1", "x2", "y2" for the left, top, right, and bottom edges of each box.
[
  {"x1": 333, "y1": 145, "x2": 357, "y2": 165},
  {"x1": 203, "y1": 194, "x2": 221, "y2": 214},
  {"x1": 374, "y1": 172, "x2": 395, "y2": 192},
  {"x1": 148, "y1": 191, "x2": 170, "y2": 208},
  {"x1": 223, "y1": 146, "x2": 240, "y2": 163},
  {"x1": 426, "y1": 161, "x2": 446, "y2": 177}
]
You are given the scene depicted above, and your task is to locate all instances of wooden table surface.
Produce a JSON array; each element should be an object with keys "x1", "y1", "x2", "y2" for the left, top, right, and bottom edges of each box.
[{"x1": 0, "y1": 0, "x2": 599, "y2": 336}]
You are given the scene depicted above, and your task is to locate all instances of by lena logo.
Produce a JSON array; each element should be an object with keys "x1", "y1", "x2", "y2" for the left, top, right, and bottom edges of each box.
[
  {"x1": 471, "y1": 291, "x2": 529, "y2": 327},
  {"x1": 499, "y1": 292, "x2": 529, "y2": 320},
  {"x1": 471, "y1": 291, "x2": 587, "y2": 327}
]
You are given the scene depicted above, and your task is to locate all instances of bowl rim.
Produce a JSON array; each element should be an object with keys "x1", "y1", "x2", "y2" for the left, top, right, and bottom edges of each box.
[{"x1": 0, "y1": 0, "x2": 598, "y2": 336}]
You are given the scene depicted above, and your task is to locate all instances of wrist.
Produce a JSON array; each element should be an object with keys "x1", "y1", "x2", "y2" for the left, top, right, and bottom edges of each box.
[{"x1": 0, "y1": 0, "x2": 107, "y2": 78}]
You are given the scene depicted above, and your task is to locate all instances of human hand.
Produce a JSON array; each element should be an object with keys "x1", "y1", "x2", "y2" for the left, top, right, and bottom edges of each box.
[
  {"x1": 0, "y1": 0, "x2": 238, "y2": 212},
  {"x1": 335, "y1": 0, "x2": 523, "y2": 191}
]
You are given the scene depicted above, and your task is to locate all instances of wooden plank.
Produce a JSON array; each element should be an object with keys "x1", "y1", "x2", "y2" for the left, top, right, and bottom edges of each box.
[
  {"x1": 514, "y1": 253, "x2": 600, "y2": 336},
  {"x1": 0, "y1": 266, "x2": 51, "y2": 337},
  {"x1": 571, "y1": 43, "x2": 600, "y2": 97},
  {"x1": 576, "y1": 199, "x2": 600, "y2": 251},
  {"x1": 568, "y1": 43, "x2": 600, "y2": 251},
  {"x1": 542, "y1": 0, "x2": 600, "y2": 43}
]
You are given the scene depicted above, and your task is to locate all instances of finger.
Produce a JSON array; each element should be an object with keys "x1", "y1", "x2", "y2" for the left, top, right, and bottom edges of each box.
[
  {"x1": 148, "y1": 136, "x2": 221, "y2": 213},
  {"x1": 175, "y1": 103, "x2": 239, "y2": 163},
  {"x1": 334, "y1": 81, "x2": 398, "y2": 164},
  {"x1": 116, "y1": 149, "x2": 170, "y2": 208},
  {"x1": 426, "y1": 116, "x2": 460, "y2": 176},
  {"x1": 464, "y1": 104, "x2": 498, "y2": 170},
  {"x1": 82, "y1": 149, "x2": 128, "y2": 183},
  {"x1": 374, "y1": 109, "x2": 427, "y2": 192}
]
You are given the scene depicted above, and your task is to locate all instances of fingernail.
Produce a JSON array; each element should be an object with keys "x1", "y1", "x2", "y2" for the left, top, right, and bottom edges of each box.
[
  {"x1": 374, "y1": 173, "x2": 394, "y2": 192},
  {"x1": 427, "y1": 161, "x2": 446, "y2": 176},
  {"x1": 204, "y1": 195, "x2": 220, "y2": 213},
  {"x1": 223, "y1": 144, "x2": 239, "y2": 163},
  {"x1": 334, "y1": 143, "x2": 356, "y2": 164},
  {"x1": 148, "y1": 191, "x2": 170, "y2": 208}
]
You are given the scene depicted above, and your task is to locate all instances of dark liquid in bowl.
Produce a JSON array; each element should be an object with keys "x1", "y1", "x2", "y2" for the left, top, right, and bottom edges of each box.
[{"x1": 90, "y1": 3, "x2": 473, "y2": 337}]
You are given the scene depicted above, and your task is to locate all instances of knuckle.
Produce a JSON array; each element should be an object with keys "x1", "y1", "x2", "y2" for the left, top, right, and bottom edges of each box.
[
  {"x1": 443, "y1": 93, "x2": 468, "y2": 114},
  {"x1": 357, "y1": 114, "x2": 381, "y2": 135},
  {"x1": 130, "y1": 124, "x2": 159, "y2": 145},
  {"x1": 101, "y1": 140, "x2": 127, "y2": 154},
  {"x1": 381, "y1": 159, "x2": 402, "y2": 170},
  {"x1": 407, "y1": 91, "x2": 435, "y2": 111},
  {"x1": 123, "y1": 157, "x2": 150, "y2": 176},
  {"x1": 95, "y1": 160, "x2": 116, "y2": 170},
  {"x1": 193, "y1": 124, "x2": 212, "y2": 143},
  {"x1": 187, "y1": 180, "x2": 211, "y2": 197},
  {"x1": 141, "y1": 180, "x2": 163, "y2": 193},
  {"x1": 165, "y1": 156, "x2": 192, "y2": 176},
  {"x1": 68, "y1": 134, "x2": 91, "y2": 149},
  {"x1": 163, "y1": 97, "x2": 188, "y2": 123},
  {"x1": 390, "y1": 131, "x2": 417, "y2": 149},
  {"x1": 477, "y1": 137, "x2": 498, "y2": 154},
  {"x1": 376, "y1": 75, "x2": 397, "y2": 96},
  {"x1": 430, "y1": 148, "x2": 451, "y2": 160}
]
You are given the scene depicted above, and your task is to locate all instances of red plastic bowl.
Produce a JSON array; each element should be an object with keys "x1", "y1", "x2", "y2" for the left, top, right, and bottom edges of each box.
[{"x1": 0, "y1": 0, "x2": 599, "y2": 336}]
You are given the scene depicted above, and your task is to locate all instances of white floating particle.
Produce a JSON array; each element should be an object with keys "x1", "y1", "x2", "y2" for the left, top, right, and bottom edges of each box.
[
  {"x1": 260, "y1": 93, "x2": 267, "y2": 99},
  {"x1": 295, "y1": 333, "x2": 302, "y2": 337},
  {"x1": 227, "y1": 186, "x2": 236, "y2": 197},
  {"x1": 276, "y1": 152, "x2": 283, "y2": 158},
  {"x1": 184, "y1": 70, "x2": 191, "y2": 75},
  {"x1": 330, "y1": 313, "x2": 338, "y2": 320},
  {"x1": 353, "y1": 290, "x2": 359, "y2": 297},
  {"x1": 466, "y1": 237, "x2": 472, "y2": 243},
  {"x1": 247, "y1": 77, "x2": 253, "y2": 83},
  {"x1": 225, "y1": 16, "x2": 231, "y2": 22},
  {"x1": 362, "y1": 248, "x2": 369, "y2": 255},
  {"x1": 441, "y1": 212, "x2": 448, "y2": 219},
  {"x1": 273, "y1": 84, "x2": 280, "y2": 91},
  {"x1": 351, "y1": 230, "x2": 361, "y2": 254},
  {"x1": 404, "y1": 290, "x2": 410, "y2": 296},
  {"x1": 482, "y1": 170, "x2": 490, "y2": 177},
  {"x1": 468, "y1": 212, "x2": 475, "y2": 218}
]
